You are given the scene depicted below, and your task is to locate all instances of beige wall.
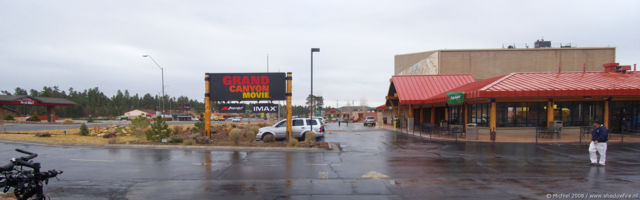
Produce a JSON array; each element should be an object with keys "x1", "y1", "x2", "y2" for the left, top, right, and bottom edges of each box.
[{"x1": 395, "y1": 47, "x2": 616, "y2": 80}]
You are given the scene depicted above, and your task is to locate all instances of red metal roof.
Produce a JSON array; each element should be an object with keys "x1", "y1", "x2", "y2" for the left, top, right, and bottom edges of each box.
[
  {"x1": 390, "y1": 74, "x2": 475, "y2": 105},
  {"x1": 424, "y1": 71, "x2": 640, "y2": 104},
  {"x1": 424, "y1": 75, "x2": 507, "y2": 104},
  {"x1": 482, "y1": 72, "x2": 640, "y2": 97},
  {"x1": 375, "y1": 105, "x2": 387, "y2": 110},
  {"x1": 0, "y1": 95, "x2": 75, "y2": 106}
]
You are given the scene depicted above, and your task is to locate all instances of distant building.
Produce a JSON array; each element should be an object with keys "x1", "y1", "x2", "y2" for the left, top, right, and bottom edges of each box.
[
  {"x1": 394, "y1": 46, "x2": 615, "y2": 80},
  {"x1": 124, "y1": 109, "x2": 155, "y2": 119}
]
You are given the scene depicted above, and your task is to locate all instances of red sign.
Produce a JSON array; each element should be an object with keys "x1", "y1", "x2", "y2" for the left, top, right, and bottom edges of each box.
[
  {"x1": 208, "y1": 73, "x2": 286, "y2": 101},
  {"x1": 19, "y1": 98, "x2": 35, "y2": 105}
]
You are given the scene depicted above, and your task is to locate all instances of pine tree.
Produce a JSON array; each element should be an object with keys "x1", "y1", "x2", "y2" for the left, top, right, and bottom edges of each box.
[
  {"x1": 145, "y1": 117, "x2": 171, "y2": 142},
  {"x1": 79, "y1": 123, "x2": 89, "y2": 136}
]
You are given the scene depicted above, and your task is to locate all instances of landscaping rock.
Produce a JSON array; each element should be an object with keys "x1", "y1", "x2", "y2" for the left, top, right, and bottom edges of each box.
[
  {"x1": 194, "y1": 136, "x2": 213, "y2": 144},
  {"x1": 103, "y1": 132, "x2": 117, "y2": 138},
  {"x1": 35, "y1": 132, "x2": 51, "y2": 137}
]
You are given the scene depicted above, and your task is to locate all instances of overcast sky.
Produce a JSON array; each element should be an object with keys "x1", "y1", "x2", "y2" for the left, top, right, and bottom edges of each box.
[{"x1": 1, "y1": 0, "x2": 638, "y2": 107}]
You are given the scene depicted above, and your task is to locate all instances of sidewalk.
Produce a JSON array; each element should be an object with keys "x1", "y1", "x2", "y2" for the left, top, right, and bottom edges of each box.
[{"x1": 380, "y1": 125, "x2": 640, "y2": 144}]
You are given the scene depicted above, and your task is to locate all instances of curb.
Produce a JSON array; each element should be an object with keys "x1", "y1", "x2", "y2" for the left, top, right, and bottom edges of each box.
[
  {"x1": 387, "y1": 129, "x2": 640, "y2": 144},
  {"x1": 0, "y1": 138, "x2": 341, "y2": 153}
]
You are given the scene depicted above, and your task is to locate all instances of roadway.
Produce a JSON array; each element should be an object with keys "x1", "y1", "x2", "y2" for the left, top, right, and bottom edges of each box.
[{"x1": 0, "y1": 123, "x2": 639, "y2": 199}]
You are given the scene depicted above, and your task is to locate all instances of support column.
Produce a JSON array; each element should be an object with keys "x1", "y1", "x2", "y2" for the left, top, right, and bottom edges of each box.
[
  {"x1": 444, "y1": 106, "x2": 449, "y2": 123},
  {"x1": 204, "y1": 74, "x2": 211, "y2": 138},
  {"x1": 407, "y1": 105, "x2": 414, "y2": 131},
  {"x1": 547, "y1": 99, "x2": 554, "y2": 127},
  {"x1": 430, "y1": 106, "x2": 436, "y2": 124},
  {"x1": 46, "y1": 106, "x2": 55, "y2": 123},
  {"x1": 604, "y1": 99, "x2": 610, "y2": 128},
  {"x1": 286, "y1": 72, "x2": 293, "y2": 140},
  {"x1": 490, "y1": 100, "x2": 497, "y2": 132}
]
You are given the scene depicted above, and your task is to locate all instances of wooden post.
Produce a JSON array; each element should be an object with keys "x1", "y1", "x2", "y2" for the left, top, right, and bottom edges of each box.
[
  {"x1": 604, "y1": 99, "x2": 610, "y2": 128},
  {"x1": 430, "y1": 106, "x2": 436, "y2": 124},
  {"x1": 407, "y1": 105, "x2": 414, "y2": 118},
  {"x1": 204, "y1": 74, "x2": 211, "y2": 138},
  {"x1": 489, "y1": 100, "x2": 497, "y2": 132},
  {"x1": 547, "y1": 99, "x2": 554, "y2": 127},
  {"x1": 286, "y1": 72, "x2": 293, "y2": 140},
  {"x1": 444, "y1": 106, "x2": 449, "y2": 122},
  {"x1": 464, "y1": 104, "x2": 469, "y2": 125}
]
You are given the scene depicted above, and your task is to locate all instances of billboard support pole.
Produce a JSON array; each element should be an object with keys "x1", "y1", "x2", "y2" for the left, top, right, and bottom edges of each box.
[
  {"x1": 204, "y1": 74, "x2": 212, "y2": 138},
  {"x1": 286, "y1": 72, "x2": 293, "y2": 140}
]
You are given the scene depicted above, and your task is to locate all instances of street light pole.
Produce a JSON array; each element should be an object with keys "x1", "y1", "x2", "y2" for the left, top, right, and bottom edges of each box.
[
  {"x1": 142, "y1": 55, "x2": 165, "y2": 115},
  {"x1": 310, "y1": 48, "x2": 320, "y2": 133}
]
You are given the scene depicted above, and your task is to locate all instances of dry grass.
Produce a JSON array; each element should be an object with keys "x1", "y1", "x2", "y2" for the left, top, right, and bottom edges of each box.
[
  {"x1": 0, "y1": 122, "x2": 325, "y2": 149},
  {"x1": 0, "y1": 132, "x2": 145, "y2": 145}
]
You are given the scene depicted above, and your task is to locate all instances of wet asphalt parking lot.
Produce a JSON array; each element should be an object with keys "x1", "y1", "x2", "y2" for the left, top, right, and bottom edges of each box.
[{"x1": 1, "y1": 123, "x2": 639, "y2": 199}]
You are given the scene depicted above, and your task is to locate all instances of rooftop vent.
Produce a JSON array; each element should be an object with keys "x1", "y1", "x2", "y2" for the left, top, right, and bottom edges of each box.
[{"x1": 534, "y1": 39, "x2": 551, "y2": 48}]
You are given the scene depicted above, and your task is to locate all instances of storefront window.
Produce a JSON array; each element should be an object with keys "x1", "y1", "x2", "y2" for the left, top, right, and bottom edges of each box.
[
  {"x1": 610, "y1": 101, "x2": 640, "y2": 133},
  {"x1": 447, "y1": 105, "x2": 464, "y2": 125},
  {"x1": 468, "y1": 103, "x2": 490, "y2": 127},
  {"x1": 554, "y1": 101, "x2": 604, "y2": 127},
  {"x1": 497, "y1": 102, "x2": 546, "y2": 127}
]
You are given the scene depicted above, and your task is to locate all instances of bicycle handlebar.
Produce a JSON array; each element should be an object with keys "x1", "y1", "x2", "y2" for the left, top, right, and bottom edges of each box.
[{"x1": 15, "y1": 149, "x2": 37, "y2": 161}]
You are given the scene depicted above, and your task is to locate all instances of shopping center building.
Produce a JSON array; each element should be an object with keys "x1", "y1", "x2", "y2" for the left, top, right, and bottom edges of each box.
[
  {"x1": 384, "y1": 63, "x2": 639, "y2": 134},
  {"x1": 382, "y1": 45, "x2": 638, "y2": 135}
]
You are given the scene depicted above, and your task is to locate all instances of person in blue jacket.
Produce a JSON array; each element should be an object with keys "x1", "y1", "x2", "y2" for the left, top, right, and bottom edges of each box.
[{"x1": 589, "y1": 120, "x2": 608, "y2": 166}]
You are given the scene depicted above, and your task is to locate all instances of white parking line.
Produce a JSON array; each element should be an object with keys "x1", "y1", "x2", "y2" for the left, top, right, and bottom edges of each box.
[
  {"x1": 70, "y1": 158, "x2": 115, "y2": 163},
  {"x1": 191, "y1": 162, "x2": 231, "y2": 166}
]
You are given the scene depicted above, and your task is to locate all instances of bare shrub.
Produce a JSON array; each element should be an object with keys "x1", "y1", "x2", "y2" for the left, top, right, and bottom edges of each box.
[
  {"x1": 288, "y1": 139, "x2": 298, "y2": 147},
  {"x1": 63, "y1": 118, "x2": 74, "y2": 124},
  {"x1": 304, "y1": 132, "x2": 316, "y2": 143},
  {"x1": 229, "y1": 128, "x2": 243, "y2": 145},
  {"x1": 263, "y1": 134, "x2": 275, "y2": 143},
  {"x1": 182, "y1": 138, "x2": 194, "y2": 145}
]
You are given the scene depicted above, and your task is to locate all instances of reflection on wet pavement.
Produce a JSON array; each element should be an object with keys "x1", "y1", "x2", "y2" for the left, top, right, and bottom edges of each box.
[{"x1": 0, "y1": 123, "x2": 638, "y2": 199}]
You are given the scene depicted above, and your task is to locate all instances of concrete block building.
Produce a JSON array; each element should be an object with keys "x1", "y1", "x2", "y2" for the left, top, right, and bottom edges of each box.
[{"x1": 395, "y1": 47, "x2": 615, "y2": 80}]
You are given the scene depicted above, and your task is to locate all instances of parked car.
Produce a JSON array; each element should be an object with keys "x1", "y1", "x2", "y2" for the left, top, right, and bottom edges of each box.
[
  {"x1": 313, "y1": 117, "x2": 326, "y2": 124},
  {"x1": 231, "y1": 117, "x2": 242, "y2": 122},
  {"x1": 364, "y1": 116, "x2": 376, "y2": 127},
  {"x1": 257, "y1": 118, "x2": 324, "y2": 141}
]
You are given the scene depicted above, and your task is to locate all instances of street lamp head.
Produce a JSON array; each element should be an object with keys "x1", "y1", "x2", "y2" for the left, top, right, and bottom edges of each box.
[
  {"x1": 311, "y1": 48, "x2": 320, "y2": 52},
  {"x1": 142, "y1": 55, "x2": 149, "y2": 57}
]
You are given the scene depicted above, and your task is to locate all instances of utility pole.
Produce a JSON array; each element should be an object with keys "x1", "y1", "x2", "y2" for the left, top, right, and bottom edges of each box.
[
  {"x1": 310, "y1": 48, "x2": 320, "y2": 132},
  {"x1": 142, "y1": 55, "x2": 165, "y2": 115}
]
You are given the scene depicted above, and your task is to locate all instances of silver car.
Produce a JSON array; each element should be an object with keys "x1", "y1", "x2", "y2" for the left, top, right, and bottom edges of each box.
[{"x1": 257, "y1": 118, "x2": 324, "y2": 141}]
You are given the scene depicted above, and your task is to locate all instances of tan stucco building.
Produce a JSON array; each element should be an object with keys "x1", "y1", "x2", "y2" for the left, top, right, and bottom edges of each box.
[{"x1": 395, "y1": 47, "x2": 616, "y2": 79}]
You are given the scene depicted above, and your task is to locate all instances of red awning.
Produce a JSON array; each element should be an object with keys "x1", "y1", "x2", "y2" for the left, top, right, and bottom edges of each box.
[
  {"x1": 423, "y1": 75, "x2": 506, "y2": 104},
  {"x1": 375, "y1": 105, "x2": 387, "y2": 110},
  {"x1": 391, "y1": 74, "x2": 475, "y2": 104},
  {"x1": 424, "y1": 71, "x2": 640, "y2": 104},
  {"x1": 389, "y1": 74, "x2": 475, "y2": 105}
]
